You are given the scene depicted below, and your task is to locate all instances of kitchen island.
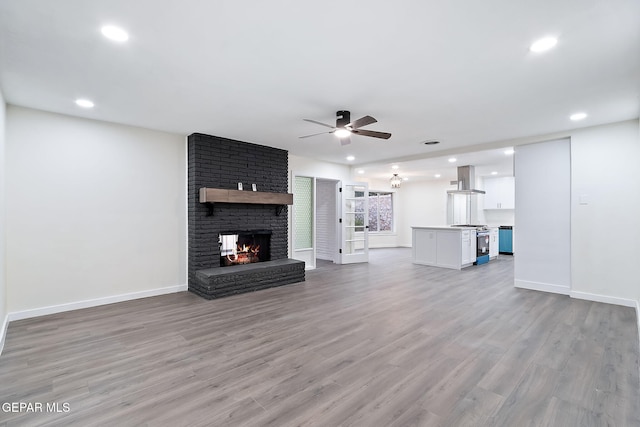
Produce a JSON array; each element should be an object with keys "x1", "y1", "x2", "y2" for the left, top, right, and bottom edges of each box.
[{"x1": 412, "y1": 226, "x2": 477, "y2": 270}]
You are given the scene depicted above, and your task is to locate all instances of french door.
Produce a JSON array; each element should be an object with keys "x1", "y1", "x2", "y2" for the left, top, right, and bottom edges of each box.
[{"x1": 339, "y1": 182, "x2": 369, "y2": 264}]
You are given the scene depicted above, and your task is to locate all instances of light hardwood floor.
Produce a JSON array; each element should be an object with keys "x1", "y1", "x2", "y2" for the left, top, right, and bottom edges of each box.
[{"x1": 1, "y1": 248, "x2": 638, "y2": 426}]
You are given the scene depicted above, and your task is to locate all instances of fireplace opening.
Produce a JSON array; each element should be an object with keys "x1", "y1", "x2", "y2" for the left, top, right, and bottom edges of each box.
[{"x1": 219, "y1": 230, "x2": 272, "y2": 267}]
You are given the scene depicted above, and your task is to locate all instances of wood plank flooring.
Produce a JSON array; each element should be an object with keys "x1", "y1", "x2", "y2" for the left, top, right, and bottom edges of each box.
[{"x1": 1, "y1": 249, "x2": 638, "y2": 426}]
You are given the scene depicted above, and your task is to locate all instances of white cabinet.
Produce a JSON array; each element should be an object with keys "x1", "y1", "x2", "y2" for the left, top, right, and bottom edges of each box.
[
  {"x1": 461, "y1": 229, "x2": 474, "y2": 265},
  {"x1": 437, "y1": 230, "x2": 462, "y2": 269},
  {"x1": 413, "y1": 228, "x2": 437, "y2": 265},
  {"x1": 489, "y1": 227, "x2": 499, "y2": 259},
  {"x1": 484, "y1": 177, "x2": 515, "y2": 209},
  {"x1": 412, "y1": 227, "x2": 476, "y2": 270}
]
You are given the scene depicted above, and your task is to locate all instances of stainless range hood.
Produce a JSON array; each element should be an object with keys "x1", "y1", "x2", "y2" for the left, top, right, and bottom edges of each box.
[{"x1": 447, "y1": 165, "x2": 486, "y2": 194}]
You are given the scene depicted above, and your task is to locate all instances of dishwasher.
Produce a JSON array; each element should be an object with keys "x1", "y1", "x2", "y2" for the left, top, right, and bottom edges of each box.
[{"x1": 499, "y1": 226, "x2": 513, "y2": 254}]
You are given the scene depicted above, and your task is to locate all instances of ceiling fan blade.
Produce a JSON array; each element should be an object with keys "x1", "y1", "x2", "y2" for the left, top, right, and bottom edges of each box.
[
  {"x1": 348, "y1": 115, "x2": 377, "y2": 129},
  {"x1": 351, "y1": 129, "x2": 392, "y2": 139},
  {"x1": 340, "y1": 136, "x2": 351, "y2": 146},
  {"x1": 303, "y1": 118, "x2": 336, "y2": 129},
  {"x1": 299, "y1": 131, "x2": 334, "y2": 139}
]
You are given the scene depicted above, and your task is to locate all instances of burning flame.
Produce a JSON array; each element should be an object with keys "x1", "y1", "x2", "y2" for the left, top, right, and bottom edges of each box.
[
  {"x1": 225, "y1": 244, "x2": 261, "y2": 264},
  {"x1": 237, "y1": 244, "x2": 260, "y2": 254}
]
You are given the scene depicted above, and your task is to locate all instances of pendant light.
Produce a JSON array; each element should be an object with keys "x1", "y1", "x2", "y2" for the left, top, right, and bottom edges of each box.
[{"x1": 390, "y1": 173, "x2": 402, "y2": 188}]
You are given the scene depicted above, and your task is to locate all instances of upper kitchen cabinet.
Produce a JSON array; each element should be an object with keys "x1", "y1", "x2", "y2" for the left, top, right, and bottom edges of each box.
[{"x1": 484, "y1": 176, "x2": 515, "y2": 209}]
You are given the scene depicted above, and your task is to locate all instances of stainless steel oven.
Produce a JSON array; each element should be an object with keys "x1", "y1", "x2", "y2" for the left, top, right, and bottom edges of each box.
[{"x1": 475, "y1": 230, "x2": 490, "y2": 265}]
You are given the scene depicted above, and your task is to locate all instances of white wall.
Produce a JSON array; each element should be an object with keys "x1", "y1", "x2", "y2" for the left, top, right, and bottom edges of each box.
[
  {"x1": 396, "y1": 179, "x2": 453, "y2": 247},
  {"x1": 514, "y1": 139, "x2": 571, "y2": 294},
  {"x1": 570, "y1": 120, "x2": 640, "y2": 306},
  {"x1": 0, "y1": 90, "x2": 7, "y2": 351},
  {"x1": 5, "y1": 107, "x2": 187, "y2": 314},
  {"x1": 481, "y1": 209, "x2": 515, "y2": 227},
  {"x1": 289, "y1": 155, "x2": 351, "y2": 181}
]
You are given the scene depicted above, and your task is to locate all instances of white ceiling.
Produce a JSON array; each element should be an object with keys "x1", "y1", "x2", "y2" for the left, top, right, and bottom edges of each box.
[
  {"x1": 1, "y1": 0, "x2": 638, "y2": 178},
  {"x1": 360, "y1": 147, "x2": 515, "y2": 184}
]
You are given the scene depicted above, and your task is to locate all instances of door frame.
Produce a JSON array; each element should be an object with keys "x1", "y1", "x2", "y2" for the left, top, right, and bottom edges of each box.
[
  {"x1": 291, "y1": 173, "x2": 355, "y2": 269},
  {"x1": 337, "y1": 181, "x2": 370, "y2": 264},
  {"x1": 315, "y1": 178, "x2": 341, "y2": 263}
]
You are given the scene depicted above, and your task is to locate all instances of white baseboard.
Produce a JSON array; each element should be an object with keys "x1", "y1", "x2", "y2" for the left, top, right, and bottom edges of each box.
[
  {"x1": 7, "y1": 284, "x2": 187, "y2": 322},
  {"x1": 637, "y1": 301, "x2": 640, "y2": 382},
  {"x1": 515, "y1": 279, "x2": 570, "y2": 295},
  {"x1": 636, "y1": 301, "x2": 640, "y2": 356},
  {"x1": 0, "y1": 314, "x2": 8, "y2": 357},
  {"x1": 570, "y1": 290, "x2": 637, "y2": 308}
]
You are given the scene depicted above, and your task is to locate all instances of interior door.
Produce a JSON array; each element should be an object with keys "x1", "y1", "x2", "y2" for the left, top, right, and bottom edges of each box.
[{"x1": 339, "y1": 182, "x2": 369, "y2": 264}]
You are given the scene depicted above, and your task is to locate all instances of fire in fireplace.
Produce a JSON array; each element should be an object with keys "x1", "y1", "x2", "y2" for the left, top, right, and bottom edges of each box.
[{"x1": 219, "y1": 230, "x2": 271, "y2": 267}]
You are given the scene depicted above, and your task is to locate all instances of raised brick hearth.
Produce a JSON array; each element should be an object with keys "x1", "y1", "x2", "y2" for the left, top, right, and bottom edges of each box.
[
  {"x1": 191, "y1": 259, "x2": 305, "y2": 299},
  {"x1": 188, "y1": 133, "x2": 304, "y2": 299}
]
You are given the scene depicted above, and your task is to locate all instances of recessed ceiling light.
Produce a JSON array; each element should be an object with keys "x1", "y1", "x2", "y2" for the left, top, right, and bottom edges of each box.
[
  {"x1": 570, "y1": 112, "x2": 587, "y2": 121},
  {"x1": 491, "y1": 171, "x2": 498, "y2": 175},
  {"x1": 435, "y1": 174, "x2": 441, "y2": 178},
  {"x1": 530, "y1": 36, "x2": 557, "y2": 53},
  {"x1": 357, "y1": 169, "x2": 365, "y2": 174},
  {"x1": 75, "y1": 99, "x2": 94, "y2": 108},
  {"x1": 346, "y1": 155, "x2": 355, "y2": 161},
  {"x1": 448, "y1": 158, "x2": 457, "y2": 163},
  {"x1": 101, "y1": 25, "x2": 129, "y2": 42},
  {"x1": 391, "y1": 165, "x2": 399, "y2": 170},
  {"x1": 504, "y1": 149, "x2": 515, "y2": 155},
  {"x1": 335, "y1": 129, "x2": 351, "y2": 138},
  {"x1": 403, "y1": 177, "x2": 409, "y2": 181}
]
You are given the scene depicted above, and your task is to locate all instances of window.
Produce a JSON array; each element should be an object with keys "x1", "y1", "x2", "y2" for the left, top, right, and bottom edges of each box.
[
  {"x1": 294, "y1": 176, "x2": 313, "y2": 249},
  {"x1": 368, "y1": 192, "x2": 393, "y2": 232},
  {"x1": 353, "y1": 190, "x2": 366, "y2": 232}
]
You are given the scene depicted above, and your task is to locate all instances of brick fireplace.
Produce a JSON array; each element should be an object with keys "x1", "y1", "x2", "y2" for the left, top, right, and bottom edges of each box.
[{"x1": 187, "y1": 133, "x2": 304, "y2": 299}]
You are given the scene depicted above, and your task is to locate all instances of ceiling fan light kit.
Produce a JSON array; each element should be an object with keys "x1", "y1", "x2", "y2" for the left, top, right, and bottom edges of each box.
[
  {"x1": 334, "y1": 128, "x2": 351, "y2": 138},
  {"x1": 300, "y1": 110, "x2": 391, "y2": 145}
]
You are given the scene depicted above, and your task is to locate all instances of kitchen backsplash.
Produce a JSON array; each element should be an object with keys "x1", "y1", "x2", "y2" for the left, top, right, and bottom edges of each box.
[{"x1": 481, "y1": 209, "x2": 515, "y2": 226}]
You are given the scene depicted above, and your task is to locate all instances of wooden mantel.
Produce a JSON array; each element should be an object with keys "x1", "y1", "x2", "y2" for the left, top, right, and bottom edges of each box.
[{"x1": 199, "y1": 188, "x2": 293, "y2": 215}]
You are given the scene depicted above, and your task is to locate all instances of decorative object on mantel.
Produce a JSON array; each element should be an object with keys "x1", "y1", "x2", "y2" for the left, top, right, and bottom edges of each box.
[
  {"x1": 390, "y1": 173, "x2": 402, "y2": 188},
  {"x1": 199, "y1": 187, "x2": 293, "y2": 216},
  {"x1": 237, "y1": 182, "x2": 243, "y2": 190},
  {"x1": 252, "y1": 183, "x2": 257, "y2": 191}
]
